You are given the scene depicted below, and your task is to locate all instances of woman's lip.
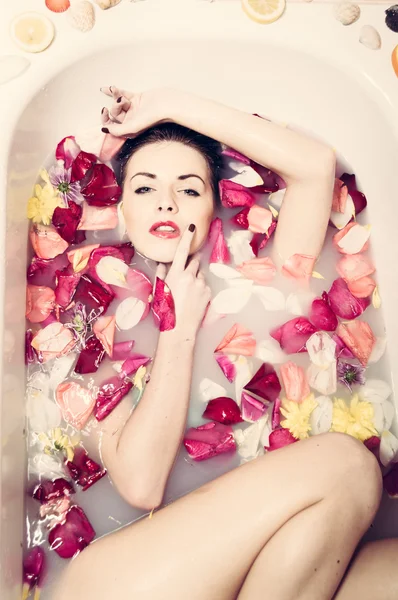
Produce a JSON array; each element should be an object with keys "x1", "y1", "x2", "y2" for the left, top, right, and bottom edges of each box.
[{"x1": 149, "y1": 221, "x2": 180, "y2": 239}]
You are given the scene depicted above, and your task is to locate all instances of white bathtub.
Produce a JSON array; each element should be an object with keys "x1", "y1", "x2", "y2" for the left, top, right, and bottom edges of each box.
[{"x1": 2, "y1": 0, "x2": 398, "y2": 597}]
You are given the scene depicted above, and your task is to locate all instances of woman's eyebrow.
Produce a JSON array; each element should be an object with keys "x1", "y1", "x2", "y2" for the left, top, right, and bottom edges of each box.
[{"x1": 130, "y1": 172, "x2": 205, "y2": 184}]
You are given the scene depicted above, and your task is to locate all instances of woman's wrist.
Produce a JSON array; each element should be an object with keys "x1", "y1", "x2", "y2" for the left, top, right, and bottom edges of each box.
[{"x1": 159, "y1": 325, "x2": 197, "y2": 348}]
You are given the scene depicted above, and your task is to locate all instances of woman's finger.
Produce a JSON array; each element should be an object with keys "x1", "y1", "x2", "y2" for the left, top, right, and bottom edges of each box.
[
  {"x1": 197, "y1": 270, "x2": 205, "y2": 280},
  {"x1": 169, "y1": 225, "x2": 196, "y2": 274},
  {"x1": 101, "y1": 106, "x2": 123, "y2": 125},
  {"x1": 185, "y1": 256, "x2": 201, "y2": 277}
]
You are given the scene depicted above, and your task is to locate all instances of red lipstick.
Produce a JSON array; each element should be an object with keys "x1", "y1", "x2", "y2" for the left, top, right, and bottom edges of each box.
[{"x1": 149, "y1": 221, "x2": 180, "y2": 240}]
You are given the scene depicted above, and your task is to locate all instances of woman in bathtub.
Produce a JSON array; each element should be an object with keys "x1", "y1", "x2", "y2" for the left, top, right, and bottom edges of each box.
[{"x1": 55, "y1": 86, "x2": 395, "y2": 600}]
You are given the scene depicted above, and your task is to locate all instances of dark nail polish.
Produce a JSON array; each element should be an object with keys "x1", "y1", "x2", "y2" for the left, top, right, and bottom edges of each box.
[
  {"x1": 109, "y1": 86, "x2": 113, "y2": 92},
  {"x1": 101, "y1": 107, "x2": 105, "y2": 114},
  {"x1": 101, "y1": 127, "x2": 109, "y2": 134},
  {"x1": 117, "y1": 96, "x2": 122, "y2": 103},
  {"x1": 189, "y1": 224, "x2": 195, "y2": 233}
]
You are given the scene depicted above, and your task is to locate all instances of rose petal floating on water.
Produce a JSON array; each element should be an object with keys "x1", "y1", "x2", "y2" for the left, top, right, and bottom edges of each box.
[
  {"x1": 33, "y1": 478, "x2": 75, "y2": 504},
  {"x1": 209, "y1": 263, "x2": 242, "y2": 280},
  {"x1": 211, "y1": 286, "x2": 252, "y2": 315},
  {"x1": 94, "y1": 376, "x2": 133, "y2": 421},
  {"x1": 333, "y1": 222, "x2": 370, "y2": 255},
  {"x1": 379, "y1": 430, "x2": 398, "y2": 467},
  {"x1": 234, "y1": 415, "x2": 269, "y2": 461},
  {"x1": 30, "y1": 224, "x2": 70, "y2": 260},
  {"x1": 115, "y1": 297, "x2": 145, "y2": 331},
  {"x1": 264, "y1": 428, "x2": 298, "y2": 452},
  {"x1": 307, "y1": 361, "x2": 337, "y2": 396},
  {"x1": 330, "y1": 194, "x2": 355, "y2": 230},
  {"x1": 328, "y1": 278, "x2": 370, "y2": 320},
  {"x1": 111, "y1": 340, "x2": 135, "y2": 361},
  {"x1": 23, "y1": 546, "x2": 46, "y2": 599},
  {"x1": 347, "y1": 276, "x2": 376, "y2": 299},
  {"x1": 372, "y1": 285, "x2": 381, "y2": 309},
  {"x1": 271, "y1": 317, "x2": 318, "y2": 354},
  {"x1": 250, "y1": 221, "x2": 277, "y2": 256},
  {"x1": 66, "y1": 446, "x2": 107, "y2": 491},
  {"x1": 219, "y1": 179, "x2": 255, "y2": 209},
  {"x1": 215, "y1": 323, "x2": 256, "y2": 356},
  {"x1": 202, "y1": 396, "x2": 243, "y2": 425},
  {"x1": 99, "y1": 133, "x2": 125, "y2": 162},
  {"x1": 306, "y1": 331, "x2": 337, "y2": 368},
  {"x1": 151, "y1": 278, "x2": 175, "y2": 331},
  {"x1": 271, "y1": 397, "x2": 282, "y2": 429},
  {"x1": 309, "y1": 292, "x2": 338, "y2": 331},
  {"x1": 384, "y1": 463, "x2": 398, "y2": 498},
  {"x1": 241, "y1": 391, "x2": 268, "y2": 422},
  {"x1": 88, "y1": 244, "x2": 131, "y2": 294},
  {"x1": 228, "y1": 164, "x2": 264, "y2": 188},
  {"x1": 337, "y1": 320, "x2": 375, "y2": 366},
  {"x1": 199, "y1": 378, "x2": 228, "y2": 403},
  {"x1": 340, "y1": 173, "x2": 367, "y2": 215},
  {"x1": 360, "y1": 378, "x2": 391, "y2": 403},
  {"x1": 268, "y1": 188, "x2": 286, "y2": 211},
  {"x1": 231, "y1": 207, "x2": 249, "y2": 229},
  {"x1": 95, "y1": 256, "x2": 129, "y2": 289},
  {"x1": 332, "y1": 178, "x2": 348, "y2": 213},
  {"x1": 215, "y1": 354, "x2": 236, "y2": 382},
  {"x1": 32, "y1": 322, "x2": 76, "y2": 362},
  {"x1": 119, "y1": 353, "x2": 151, "y2": 378},
  {"x1": 47, "y1": 353, "x2": 77, "y2": 390},
  {"x1": 222, "y1": 147, "x2": 251, "y2": 165},
  {"x1": 227, "y1": 230, "x2": 255, "y2": 265},
  {"x1": 244, "y1": 363, "x2": 281, "y2": 403},
  {"x1": 49, "y1": 505, "x2": 95, "y2": 559},
  {"x1": 55, "y1": 268, "x2": 81, "y2": 309},
  {"x1": 208, "y1": 217, "x2": 230, "y2": 264},
  {"x1": 255, "y1": 339, "x2": 286, "y2": 364},
  {"x1": 309, "y1": 395, "x2": 333, "y2": 435},
  {"x1": 78, "y1": 202, "x2": 118, "y2": 231},
  {"x1": 25, "y1": 330, "x2": 37, "y2": 365},
  {"x1": 125, "y1": 268, "x2": 152, "y2": 314},
  {"x1": 237, "y1": 257, "x2": 276, "y2": 285},
  {"x1": 93, "y1": 315, "x2": 116, "y2": 356},
  {"x1": 81, "y1": 164, "x2": 122, "y2": 207},
  {"x1": 368, "y1": 336, "x2": 387, "y2": 364},
  {"x1": 336, "y1": 254, "x2": 375, "y2": 283},
  {"x1": 332, "y1": 333, "x2": 355, "y2": 359},
  {"x1": 183, "y1": 421, "x2": 236, "y2": 461},
  {"x1": 67, "y1": 244, "x2": 100, "y2": 274},
  {"x1": 70, "y1": 150, "x2": 97, "y2": 183},
  {"x1": 280, "y1": 361, "x2": 310, "y2": 403},
  {"x1": 26, "y1": 284, "x2": 55, "y2": 323},
  {"x1": 372, "y1": 400, "x2": 395, "y2": 435},
  {"x1": 56, "y1": 136, "x2": 81, "y2": 169},
  {"x1": 252, "y1": 286, "x2": 285, "y2": 312},
  {"x1": 28, "y1": 451, "x2": 65, "y2": 479},
  {"x1": 234, "y1": 355, "x2": 254, "y2": 404},
  {"x1": 28, "y1": 253, "x2": 69, "y2": 288},
  {"x1": 56, "y1": 381, "x2": 95, "y2": 430},
  {"x1": 281, "y1": 254, "x2": 316, "y2": 283},
  {"x1": 52, "y1": 201, "x2": 83, "y2": 244},
  {"x1": 74, "y1": 275, "x2": 114, "y2": 316},
  {"x1": 74, "y1": 337, "x2": 105, "y2": 374},
  {"x1": 247, "y1": 205, "x2": 273, "y2": 235}
]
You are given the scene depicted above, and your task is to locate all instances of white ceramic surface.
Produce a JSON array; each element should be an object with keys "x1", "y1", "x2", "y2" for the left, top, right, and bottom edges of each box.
[{"x1": 1, "y1": 0, "x2": 398, "y2": 597}]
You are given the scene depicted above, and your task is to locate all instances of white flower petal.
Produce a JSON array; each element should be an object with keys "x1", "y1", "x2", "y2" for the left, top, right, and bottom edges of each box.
[
  {"x1": 372, "y1": 403, "x2": 385, "y2": 434},
  {"x1": 360, "y1": 379, "x2": 392, "y2": 403},
  {"x1": 46, "y1": 354, "x2": 77, "y2": 390},
  {"x1": 253, "y1": 286, "x2": 285, "y2": 311},
  {"x1": 226, "y1": 279, "x2": 254, "y2": 289},
  {"x1": 234, "y1": 415, "x2": 268, "y2": 461},
  {"x1": 380, "y1": 430, "x2": 398, "y2": 467},
  {"x1": 285, "y1": 290, "x2": 316, "y2": 316},
  {"x1": 27, "y1": 371, "x2": 50, "y2": 399},
  {"x1": 198, "y1": 378, "x2": 227, "y2": 403},
  {"x1": 235, "y1": 356, "x2": 253, "y2": 405},
  {"x1": 330, "y1": 194, "x2": 355, "y2": 229},
  {"x1": 0, "y1": 55, "x2": 30, "y2": 85},
  {"x1": 268, "y1": 188, "x2": 286, "y2": 211},
  {"x1": 337, "y1": 224, "x2": 371, "y2": 254},
  {"x1": 368, "y1": 337, "x2": 387, "y2": 364},
  {"x1": 255, "y1": 339, "x2": 286, "y2": 364},
  {"x1": 27, "y1": 393, "x2": 62, "y2": 432},
  {"x1": 209, "y1": 263, "x2": 242, "y2": 280},
  {"x1": 112, "y1": 361, "x2": 123, "y2": 374},
  {"x1": 96, "y1": 256, "x2": 129, "y2": 288},
  {"x1": 306, "y1": 332, "x2": 336, "y2": 368},
  {"x1": 116, "y1": 297, "x2": 145, "y2": 330},
  {"x1": 74, "y1": 126, "x2": 103, "y2": 156},
  {"x1": 227, "y1": 230, "x2": 255, "y2": 265},
  {"x1": 28, "y1": 452, "x2": 66, "y2": 479},
  {"x1": 229, "y1": 166, "x2": 263, "y2": 188},
  {"x1": 211, "y1": 287, "x2": 252, "y2": 315},
  {"x1": 310, "y1": 395, "x2": 333, "y2": 435},
  {"x1": 382, "y1": 401, "x2": 395, "y2": 432},
  {"x1": 307, "y1": 362, "x2": 337, "y2": 396}
]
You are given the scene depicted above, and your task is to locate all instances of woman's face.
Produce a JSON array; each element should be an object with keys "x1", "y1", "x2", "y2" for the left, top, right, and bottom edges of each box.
[{"x1": 122, "y1": 141, "x2": 215, "y2": 263}]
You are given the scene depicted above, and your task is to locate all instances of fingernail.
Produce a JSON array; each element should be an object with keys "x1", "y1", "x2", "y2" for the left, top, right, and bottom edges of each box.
[
  {"x1": 189, "y1": 224, "x2": 195, "y2": 233},
  {"x1": 117, "y1": 96, "x2": 122, "y2": 103},
  {"x1": 101, "y1": 127, "x2": 109, "y2": 134},
  {"x1": 101, "y1": 107, "x2": 105, "y2": 114},
  {"x1": 109, "y1": 86, "x2": 113, "y2": 92}
]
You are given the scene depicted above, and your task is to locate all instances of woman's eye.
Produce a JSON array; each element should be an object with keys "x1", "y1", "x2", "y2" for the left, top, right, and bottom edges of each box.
[
  {"x1": 183, "y1": 189, "x2": 200, "y2": 197},
  {"x1": 134, "y1": 186, "x2": 152, "y2": 194}
]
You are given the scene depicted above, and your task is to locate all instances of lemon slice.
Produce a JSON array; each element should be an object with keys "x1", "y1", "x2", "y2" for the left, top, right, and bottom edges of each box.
[
  {"x1": 10, "y1": 12, "x2": 55, "y2": 53},
  {"x1": 241, "y1": 0, "x2": 286, "y2": 24}
]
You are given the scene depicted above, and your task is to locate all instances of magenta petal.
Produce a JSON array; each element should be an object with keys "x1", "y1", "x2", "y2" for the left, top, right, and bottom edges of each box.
[
  {"x1": 28, "y1": 253, "x2": 69, "y2": 288},
  {"x1": 249, "y1": 165, "x2": 282, "y2": 194},
  {"x1": 332, "y1": 333, "x2": 355, "y2": 359},
  {"x1": 119, "y1": 353, "x2": 151, "y2": 378},
  {"x1": 114, "y1": 242, "x2": 135, "y2": 264},
  {"x1": 33, "y1": 478, "x2": 75, "y2": 504},
  {"x1": 183, "y1": 421, "x2": 236, "y2": 461},
  {"x1": 222, "y1": 147, "x2": 251, "y2": 164},
  {"x1": 328, "y1": 278, "x2": 370, "y2": 320},
  {"x1": 56, "y1": 136, "x2": 81, "y2": 169},
  {"x1": 74, "y1": 275, "x2": 114, "y2": 316},
  {"x1": 52, "y1": 201, "x2": 83, "y2": 245},
  {"x1": 272, "y1": 398, "x2": 281, "y2": 429},
  {"x1": 94, "y1": 376, "x2": 133, "y2": 421},
  {"x1": 219, "y1": 180, "x2": 256, "y2": 209},
  {"x1": 70, "y1": 151, "x2": 97, "y2": 183},
  {"x1": 241, "y1": 391, "x2": 267, "y2": 422},
  {"x1": 81, "y1": 164, "x2": 122, "y2": 207},
  {"x1": 48, "y1": 505, "x2": 95, "y2": 559},
  {"x1": 152, "y1": 277, "x2": 176, "y2": 331},
  {"x1": 265, "y1": 429, "x2": 298, "y2": 452},
  {"x1": 55, "y1": 268, "x2": 81, "y2": 309},
  {"x1": 111, "y1": 340, "x2": 135, "y2": 361},
  {"x1": 75, "y1": 336, "x2": 106, "y2": 374},
  {"x1": 25, "y1": 330, "x2": 38, "y2": 365},
  {"x1": 209, "y1": 217, "x2": 230, "y2": 264},
  {"x1": 231, "y1": 207, "x2": 249, "y2": 229},
  {"x1": 244, "y1": 363, "x2": 281, "y2": 402},
  {"x1": 202, "y1": 397, "x2": 243, "y2": 425},
  {"x1": 23, "y1": 546, "x2": 46, "y2": 589},
  {"x1": 66, "y1": 447, "x2": 107, "y2": 491},
  {"x1": 270, "y1": 317, "x2": 318, "y2": 354},
  {"x1": 309, "y1": 292, "x2": 338, "y2": 331},
  {"x1": 250, "y1": 221, "x2": 277, "y2": 256},
  {"x1": 215, "y1": 354, "x2": 236, "y2": 383}
]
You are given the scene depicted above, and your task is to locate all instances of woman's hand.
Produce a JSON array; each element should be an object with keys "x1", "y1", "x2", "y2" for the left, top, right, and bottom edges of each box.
[
  {"x1": 100, "y1": 85, "x2": 179, "y2": 138},
  {"x1": 157, "y1": 224, "x2": 211, "y2": 341}
]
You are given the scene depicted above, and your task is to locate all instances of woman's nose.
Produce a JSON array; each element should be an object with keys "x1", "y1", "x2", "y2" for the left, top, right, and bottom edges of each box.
[{"x1": 156, "y1": 195, "x2": 178, "y2": 214}]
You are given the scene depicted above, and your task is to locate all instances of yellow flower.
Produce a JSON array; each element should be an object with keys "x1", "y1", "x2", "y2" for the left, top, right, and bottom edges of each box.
[
  {"x1": 27, "y1": 170, "x2": 61, "y2": 225},
  {"x1": 280, "y1": 394, "x2": 318, "y2": 440},
  {"x1": 331, "y1": 394, "x2": 378, "y2": 442},
  {"x1": 38, "y1": 427, "x2": 80, "y2": 462},
  {"x1": 133, "y1": 366, "x2": 147, "y2": 392}
]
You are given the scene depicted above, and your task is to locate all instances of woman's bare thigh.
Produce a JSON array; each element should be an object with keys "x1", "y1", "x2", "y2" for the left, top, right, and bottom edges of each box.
[{"x1": 53, "y1": 433, "x2": 373, "y2": 600}]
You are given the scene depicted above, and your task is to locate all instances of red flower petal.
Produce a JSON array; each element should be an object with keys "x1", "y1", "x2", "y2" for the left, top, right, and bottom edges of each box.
[
  {"x1": 328, "y1": 278, "x2": 370, "y2": 320},
  {"x1": 183, "y1": 421, "x2": 236, "y2": 461},
  {"x1": 209, "y1": 217, "x2": 230, "y2": 264},
  {"x1": 222, "y1": 147, "x2": 251, "y2": 164},
  {"x1": 231, "y1": 207, "x2": 249, "y2": 229},
  {"x1": 152, "y1": 278, "x2": 176, "y2": 331},
  {"x1": 264, "y1": 428, "x2": 298, "y2": 451},
  {"x1": 70, "y1": 151, "x2": 97, "y2": 183},
  {"x1": 115, "y1": 242, "x2": 135, "y2": 264},
  {"x1": 383, "y1": 463, "x2": 398, "y2": 498},
  {"x1": 270, "y1": 317, "x2": 318, "y2": 354},
  {"x1": 92, "y1": 315, "x2": 116, "y2": 356},
  {"x1": 74, "y1": 275, "x2": 114, "y2": 316},
  {"x1": 215, "y1": 354, "x2": 236, "y2": 382},
  {"x1": 23, "y1": 547, "x2": 46, "y2": 590},
  {"x1": 75, "y1": 336, "x2": 105, "y2": 375},
  {"x1": 28, "y1": 253, "x2": 69, "y2": 287},
  {"x1": 272, "y1": 398, "x2": 282, "y2": 429},
  {"x1": 55, "y1": 268, "x2": 81, "y2": 309},
  {"x1": 111, "y1": 340, "x2": 135, "y2": 361},
  {"x1": 26, "y1": 284, "x2": 55, "y2": 323},
  {"x1": 214, "y1": 323, "x2": 256, "y2": 356},
  {"x1": 66, "y1": 446, "x2": 107, "y2": 491},
  {"x1": 332, "y1": 178, "x2": 348, "y2": 213},
  {"x1": 241, "y1": 391, "x2": 267, "y2": 422},
  {"x1": 336, "y1": 321, "x2": 375, "y2": 366},
  {"x1": 81, "y1": 164, "x2": 122, "y2": 207},
  {"x1": 52, "y1": 201, "x2": 83, "y2": 244},
  {"x1": 340, "y1": 173, "x2": 367, "y2": 215},
  {"x1": 119, "y1": 353, "x2": 151, "y2": 378},
  {"x1": 33, "y1": 478, "x2": 75, "y2": 504},
  {"x1": 244, "y1": 363, "x2": 281, "y2": 402},
  {"x1": 94, "y1": 376, "x2": 133, "y2": 421},
  {"x1": 48, "y1": 505, "x2": 95, "y2": 559},
  {"x1": 55, "y1": 136, "x2": 80, "y2": 169},
  {"x1": 309, "y1": 292, "x2": 338, "y2": 331},
  {"x1": 202, "y1": 397, "x2": 243, "y2": 425},
  {"x1": 250, "y1": 221, "x2": 277, "y2": 256},
  {"x1": 219, "y1": 180, "x2": 255, "y2": 209},
  {"x1": 25, "y1": 330, "x2": 38, "y2": 365}
]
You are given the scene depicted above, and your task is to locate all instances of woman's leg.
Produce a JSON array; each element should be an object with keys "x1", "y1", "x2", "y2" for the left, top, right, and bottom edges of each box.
[
  {"x1": 53, "y1": 433, "x2": 381, "y2": 600},
  {"x1": 334, "y1": 539, "x2": 398, "y2": 600}
]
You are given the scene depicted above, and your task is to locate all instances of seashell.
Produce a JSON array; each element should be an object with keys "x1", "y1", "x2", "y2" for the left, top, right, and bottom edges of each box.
[
  {"x1": 334, "y1": 2, "x2": 360, "y2": 26},
  {"x1": 0, "y1": 55, "x2": 30, "y2": 85},
  {"x1": 94, "y1": 0, "x2": 122, "y2": 9},
  {"x1": 359, "y1": 25, "x2": 381, "y2": 50},
  {"x1": 68, "y1": 1, "x2": 96, "y2": 32}
]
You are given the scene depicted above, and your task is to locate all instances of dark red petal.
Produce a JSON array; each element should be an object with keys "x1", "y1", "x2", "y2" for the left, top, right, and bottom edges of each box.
[
  {"x1": 221, "y1": 147, "x2": 251, "y2": 164},
  {"x1": 383, "y1": 463, "x2": 398, "y2": 498},
  {"x1": 74, "y1": 275, "x2": 114, "y2": 317},
  {"x1": 81, "y1": 164, "x2": 122, "y2": 207},
  {"x1": 328, "y1": 278, "x2": 370, "y2": 320},
  {"x1": 249, "y1": 221, "x2": 277, "y2": 256},
  {"x1": 48, "y1": 505, "x2": 95, "y2": 559},
  {"x1": 114, "y1": 242, "x2": 135, "y2": 264},
  {"x1": 270, "y1": 317, "x2": 318, "y2": 354},
  {"x1": 70, "y1": 151, "x2": 97, "y2": 183},
  {"x1": 219, "y1": 180, "x2": 255, "y2": 209},
  {"x1": 66, "y1": 447, "x2": 107, "y2": 491},
  {"x1": 74, "y1": 336, "x2": 106, "y2": 374},
  {"x1": 202, "y1": 397, "x2": 243, "y2": 425},
  {"x1": 119, "y1": 353, "x2": 151, "y2": 378},
  {"x1": 264, "y1": 428, "x2": 298, "y2": 451},
  {"x1": 23, "y1": 546, "x2": 46, "y2": 588},
  {"x1": 152, "y1": 277, "x2": 176, "y2": 331},
  {"x1": 183, "y1": 421, "x2": 236, "y2": 461},
  {"x1": 55, "y1": 136, "x2": 80, "y2": 169},
  {"x1": 25, "y1": 330, "x2": 38, "y2": 365},
  {"x1": 340, "y1": 173, "x2": 367, "y2": 216},
  {"x1": 33, "y1": 478, "x2": 75, "y2": 504},
  {"x1": 231, "y1": 207, "x2": 249, "y2": 229},
  {"x1": 249, "y1": 165, "x2": 281, "y2": 193},
  {"x1": 244, "y1": 363, "x2": 281, "y2": 402},
  {"x1": 309, "y1": 294, "x2": 338, "y2": 331},
  {"x1": 55, "y1": 268, "x2": 81, "y2": 309},
  {"x1": 94, "y1": 376, "x2": 133, "y2": 421},
  {"x1": 28, "y1": 253, "x2": 69, "y2": 287},
  {"x1": 52, "y1": 201, "x2": 83, "y2": 244}
]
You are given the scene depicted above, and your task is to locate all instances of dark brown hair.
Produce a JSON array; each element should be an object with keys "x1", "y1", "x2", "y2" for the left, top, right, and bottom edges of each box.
[{"x1": 116, "y1": 122, "x2": 223, "y2": 201}]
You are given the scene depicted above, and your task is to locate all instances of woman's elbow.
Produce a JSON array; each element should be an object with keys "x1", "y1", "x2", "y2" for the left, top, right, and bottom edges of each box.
[
  {"x1": 115, "y1": 477, "x2": 164, "y2": 511},
  {"x1": 312, "y1": 145, "x2": 336, "y2": 177}
]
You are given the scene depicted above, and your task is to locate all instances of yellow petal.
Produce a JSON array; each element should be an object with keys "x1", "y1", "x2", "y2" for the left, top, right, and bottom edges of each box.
[
  {"x1": 40, "y1": 169, "x2": 50, "y2": 184},
  {"x1": 22, "y1": 583, "x2": 30, "y2": 600},
  {"x1": 311, "y1": 271, "x2": 325, "y2": 279},
  {"x1": 148, "y1": 508, "x2": 155, "y2": 519},
  {"x1": 372, "y1": 286, "x2": 381, "y2": 309},
  {"x1": 74, "y1": 256, "x2": 90, "y2": 273},
  {"x1": 268, "y1": 203, "x2": 279, "y2": 218},
  {"x1": 66, "y1": 446, "x2": 74, "y2": 462},
  {"x1": 34, "y1": 586, "x2": 41, "y2": 600}
]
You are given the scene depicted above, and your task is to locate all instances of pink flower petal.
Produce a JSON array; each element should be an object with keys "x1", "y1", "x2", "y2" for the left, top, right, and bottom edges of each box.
[
  {"x1": 52, "y1": 201, "x2": 84, "y2": 245},
  {"x1": 309, "y1": 292, "x2": 338, "y2": 331},
  {"x1": 237, "y1": 256, "x2": 276, "y2": 285},
  {"x1": 111, "y1": 340, "x2": 135, "y2": 361},
  {"x1": 328, "y1": 278, "x2": 370, "y2": 320},
  {"x1": 244, "y1": 363, "x2": 281, "y2": 402},
  {"x1": 28, "y1": 253, "x2": 69, "y2": 288},
  {"x1": 30, "y1": 224, "x2": 70, "y2": 260},
  {"x1": 280, "y1": 361, "x2": 310, "y2": 403},
  {"x1": 74, "y1": 336, "x2": 105, "y2": 374},
  {"x1": 202, "y1": 397, "x2": 243, "y2": 425},
  {"x1": 231, "y1": 207, "x2": 249, "y2": 229},
  {"x1": 264, "y1": 428, "x2": 298, "y2": 451},
  {"x1": 48, "y1": 505, "x2": 95, "y2": 559},
  {"x1": 333, "y1": 222, "x2": 370, "y2": 255},
  {"x1": 241, "y1": 391, "x2": 267, "y2": 422},
  {"x1": 222, "y1": 147, "x2": 251, "y2": 164},
  {"x1": 215, "y1": 354, "x2": 236, "y2": 382},
  {"x1": 56, "y1": 136, "x2": 81, "y2": 169},
  {"x1": 70, "y1": 151, "x2": 97, "y2": 183},
  {"x1": 272, "y1": 398, "x2": 282, "y2": 429},
  {"x1": 92, "y1": 315, "x2": 116, "y2": 356},
  {"x1": 26, "y1": 284, "x2": 55, "y2": 323},
  {"x1": 219, "y1": 180, "x2": 256, "y2": 209},
  {"x1": 383, "y1": 463, "x2": 398, "y2": 498},
  {"x1": 94, "y1": 376, "x2": 133, "y2": 421},
  {"x1": 336, "y1": 254, "x2": 375, "y2": 283},
  {"x1": 77, "y1": 203, "x2": 118, "y2": 231},
  {"x1": 332, "y1": 178, "x2": 348, "y2": 213},
  {"x1": 340, "y1": 173, "x2": 367, "y2": 216},
  {"x1": 66, "y1": 446, "x2": 107, "y2": 491},
  {"x1": 336, "y1": 321, "x2": 375, "y2": 366},
  {"x1": 116, "y1": 297, "x2": 146, "y2": 330},
  {"x1": 332, "y1": 333, "x2": 355, "y2": 359},
  {"x1": 183, "y1": 421, "x2": 236, "y2": 461},
  {"x1": 56, "y1": 381, "x2": 95, "y2": 429},
  {"x1": 119, "y1": 353, "x2": 151, "y2": 378},
  {"x1": 55, "y1": 268, "x2": 81, "y2": 309},
  {"x1": 247, "y1": 205, "x2": 273, "y2": 234},
  {"x1": 152, "y1": 277, "x2": 176, "y2": 331},
  {"x1": 214, "y1": 323, "x2": 256, "y2": 356},
  {"x1": 347, "y1": 276, "x2": 376, "y2": 299},
  {"x1": 270, "y1": 317, "x2": 318, "y2": 354},
  {"x1": 98, "y1": 134, "x2": 126, "y2": 162},
  {"x1": 209, "y1": 217, "x2": 230, "y2": 264},
  {"x1": 281, "y1": 254, "x2": 316, "y2": 283},
  {"x1": 125, "y1": 268, "x2": 152, "y2": 320},
  {"x1": 31, "y1": 322, "x2": 76, "y2": 362},
  {"x1": 81, "y1": 164, "x2": 122, "y2": 207},
  {"x1": 23, "y1": 546, "x2": 46, "y2": 592}
]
